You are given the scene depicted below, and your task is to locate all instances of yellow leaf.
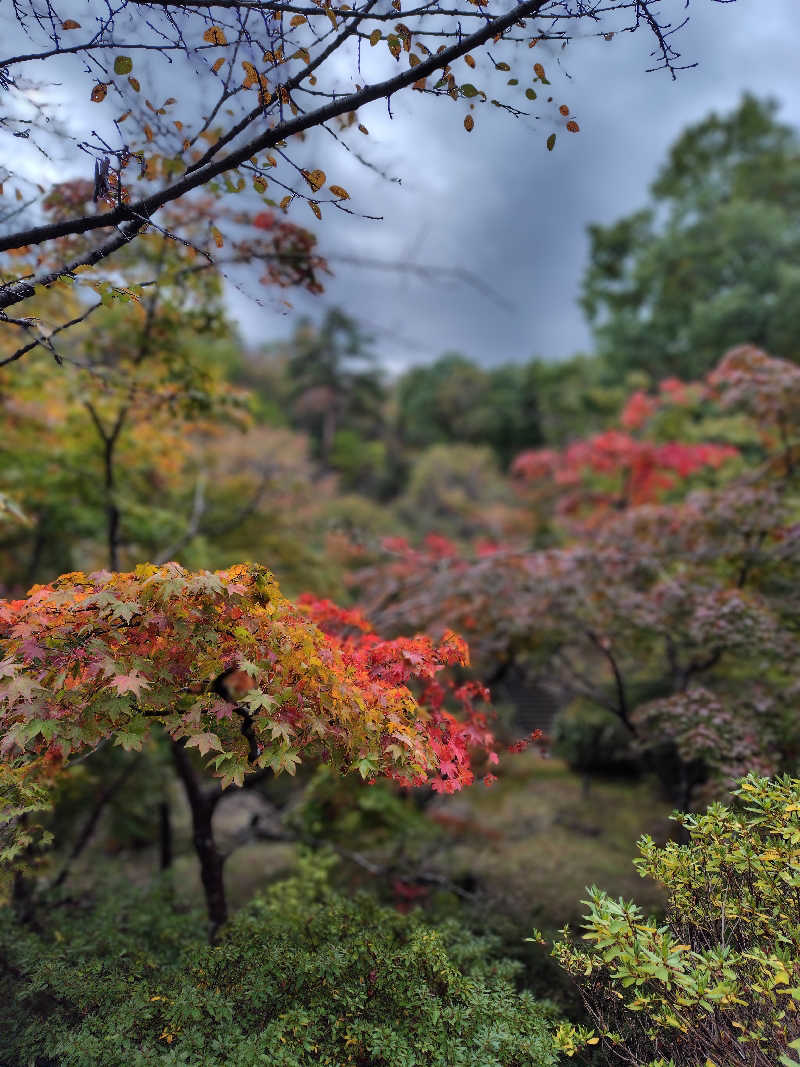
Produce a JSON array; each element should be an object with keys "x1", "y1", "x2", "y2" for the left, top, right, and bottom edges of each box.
[
  {"x1": 253, "y1": 176, "x2": 267, "y2": 193},
  {"x1": 293, "y1": 47, "x2": 310, "y2": 64},
  {"x1": 280, "y1": 195, "x2": 292, "y2": 210},
  {"x1": 303, "y1": 168, "x2": 326, "y2": 192},
  {"x1": 566, "y1": 119, "x2": 580, "y2": 132},
  {"x1": 369, "y1": 29, "x2": 381, "y2": 46},
  {"x1": 358, "y1": 124, "x2": 368, "y2": 135},
  {"x1": 412, "y1": 78, "x2": 426, "y2": 91},
  {"x1": 61, "y1": 19, "x2": 81, "y2": 29},
  {"x1": 90, "y1": 82, "x2": 108, "y2": 103},
  {"x1": 325, "y1": 6, "x2": 337, "y2": 28},
  {"x1": 242, "y1": 60, "x2": 258, "y2": 88},
  {"x1": 210, "y1": 226, "x2": 224, "y2": 248},
  {"x1": 212, "y1": 57, "x2": 225, "y2": 73},
  {"x1": 409, "y1": 53, "x2": 420, "y2": 67},
  {"x1": 203, "y1": 26, "x2": 227, "y2": 45},
  {"x1": 464, "y1": 114, "x2": 474, "y2": 132},
  {"x1": 290, "y1": 14, "x2": 307, "y2": 25},
  {"x1": 464, "y1": 54, "x2": 475, "y2": 68},
  {"x1": 128, "y1": 76, "x2": 140, "y2": 92},
  {"x1": 329, "y1": 185, "x2": 350, "y2": 200},
  {"x1": 309, "y1": 201, "x2": 322, "y2": 220},
  {"x1": 534, "y1": 62, "x2": 546, "y2": 80}
]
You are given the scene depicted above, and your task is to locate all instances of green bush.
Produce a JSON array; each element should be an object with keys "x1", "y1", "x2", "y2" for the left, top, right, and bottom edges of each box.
[
  {"x1": 2, "y1": 857, "x2": 559, "y2": 1066},
  {"x1": 552, "y1": 774, "x2": 800, "y2": 1066},
  {"x1": 551, "y1": 702, "x2": 636, "y2": 778}
]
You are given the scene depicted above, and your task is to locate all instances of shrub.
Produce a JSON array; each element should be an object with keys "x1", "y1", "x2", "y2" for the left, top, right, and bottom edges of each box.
[
  {"x1": 552, "y1": 774, "x2": 800, "y2": 1066},
  {"x1": 551, "y1": 702, "x2": 636, "y2": 778},
  {"x1": 1, "y1": 858, "x2": 559, "y2": 1066}
]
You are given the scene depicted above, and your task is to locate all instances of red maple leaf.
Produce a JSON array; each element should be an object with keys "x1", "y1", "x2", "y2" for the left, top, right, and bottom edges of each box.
[{"x1": 111, "y1": 670, "x2": 152, "y2": 698}]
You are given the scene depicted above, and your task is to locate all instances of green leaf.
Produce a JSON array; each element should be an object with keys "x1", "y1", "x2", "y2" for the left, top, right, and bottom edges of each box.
[
  {"x1": 243, "y1": 690, "x2": 277, "y2": 712},
  {"x1": 547, "y1": 133, "x2": 556, "y2": 151},
  {"x1": 357, "y1": 755, "x2": 378, "y2": 779},
  {"x1": 114, "y1": 55, "x2": 133, "y2": 75},
  {"x1": 460, "y1": 84, "x2": 480, "y2": 98}
]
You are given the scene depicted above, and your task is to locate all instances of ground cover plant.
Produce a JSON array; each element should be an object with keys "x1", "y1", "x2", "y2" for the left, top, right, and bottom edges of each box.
[{"x1": 0, "y1": 857, "x2": 560, "y2": 1066}]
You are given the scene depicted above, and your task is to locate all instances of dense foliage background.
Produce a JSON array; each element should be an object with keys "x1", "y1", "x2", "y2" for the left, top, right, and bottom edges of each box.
[{"x1": 3, "y1": 92, "x2": 800, "y2": 1064}]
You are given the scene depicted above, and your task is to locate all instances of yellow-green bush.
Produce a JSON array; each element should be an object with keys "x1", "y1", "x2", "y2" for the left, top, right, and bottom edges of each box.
[{"x1": 553, "y1": 774, "x2": 800, "y2": 1067}]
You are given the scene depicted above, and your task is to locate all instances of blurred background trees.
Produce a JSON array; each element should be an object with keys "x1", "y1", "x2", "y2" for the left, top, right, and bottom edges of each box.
[
  {"x1": 4, "y1": 91, "x2": 800, "y2": 1064},
  {"x1": 582, "y1": 95, "x2": 800, "y2": 379}
]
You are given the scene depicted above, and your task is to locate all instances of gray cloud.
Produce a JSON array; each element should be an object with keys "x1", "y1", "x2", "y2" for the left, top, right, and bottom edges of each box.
[{"x1": 226, "y1": 0, "x2": 799, "y2": 370}]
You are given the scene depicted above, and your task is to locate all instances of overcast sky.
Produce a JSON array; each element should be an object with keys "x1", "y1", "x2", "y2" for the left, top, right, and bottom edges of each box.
[
  {"x1": 221, "y1": 0, "x2": 799, "y2": 371},
  {"x1": 3, "y1": 1, "x2": 797, "y2": 372}
]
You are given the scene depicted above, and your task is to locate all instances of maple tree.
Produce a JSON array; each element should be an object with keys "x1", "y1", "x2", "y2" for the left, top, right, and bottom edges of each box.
[
  {"x1": 354, "y1": 346, "x2": 800, "y2": 807},
  {"x1": 0, "y1": 0, "x2": 732, "y2": 344},
  {"x1": 0, "y1": 561, "x2": 499, "y2": 932}
]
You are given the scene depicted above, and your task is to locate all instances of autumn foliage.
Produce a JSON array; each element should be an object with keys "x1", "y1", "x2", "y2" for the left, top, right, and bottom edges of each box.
[
  {"x1": 355, "y1": 347, "x2": 800, "y2": 805},
  {"x1": 0, "y1": 563, "x2": 496, "y2": 797}
]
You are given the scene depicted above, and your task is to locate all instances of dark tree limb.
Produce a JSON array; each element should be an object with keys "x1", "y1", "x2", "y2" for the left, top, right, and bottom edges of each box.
[
  {"x1": 52, "y1": 754, "x2": 142, "y2": 890},
  {"x1": 170, "y1": 737, "x2": 228, "y2": 939},
  {"x1": 0, "y1": 0, "x2": 557, "y2": 309}
]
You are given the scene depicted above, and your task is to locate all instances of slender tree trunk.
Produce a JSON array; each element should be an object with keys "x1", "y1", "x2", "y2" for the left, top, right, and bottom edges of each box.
[
  {"x1": 321, "y1": 403, "x2": 337, "y2": 467},
  {"x1": 11, "y1": 815, "x2": 39, "y2": 929},
  {"x1": 53, "y1": 755, "x2": 141, "y2": 889},
  {"x1": 104, "y1": 433, "x2": 121, "y2": 572},
  {"x1": 159, "y1": 799, "x2": 173, "y2": 871},
  {"x1": 84, "y1": 401, "x2": 126, "y2": 573},
  {"x1": 170, "y1": 738, "x2": 227, "y2": 939},
  {"x1": 12, "y1": 869, "x2": 38, "y2": 928}
]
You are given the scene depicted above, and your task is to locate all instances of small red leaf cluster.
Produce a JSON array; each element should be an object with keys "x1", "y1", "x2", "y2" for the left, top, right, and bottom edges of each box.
[{"x1": 512, "y1": 430, "x2": 737, "y2": 510}]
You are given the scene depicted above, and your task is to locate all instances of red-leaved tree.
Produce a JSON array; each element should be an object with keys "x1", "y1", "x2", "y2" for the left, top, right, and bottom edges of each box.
[
  {"x1": 355, "y1": 347, "x2": 800, "y2": 808},
  {"x1": 0, "y1": 562, "x2": 498, "y2": 933}
]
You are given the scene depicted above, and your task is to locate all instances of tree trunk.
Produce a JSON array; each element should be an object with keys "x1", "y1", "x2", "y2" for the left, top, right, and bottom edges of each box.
[
  {"x1": 159, "y1": 799, "x2": 173, "y2": 871},
  {"x1": 170, "y1": 739, "x2": 227, "y2": 939}
]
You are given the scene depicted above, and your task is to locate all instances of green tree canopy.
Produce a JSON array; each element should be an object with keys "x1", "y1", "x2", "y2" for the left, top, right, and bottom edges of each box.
[
  {"x1": 582, "y1": 95, "x2": 800, "y2": 379},
  {"x1": 395, "y1": 354, "x2": 543, "y2": 465},
  {"x1": 286, "y1": 309, "x2": 385, "y2": 467}
]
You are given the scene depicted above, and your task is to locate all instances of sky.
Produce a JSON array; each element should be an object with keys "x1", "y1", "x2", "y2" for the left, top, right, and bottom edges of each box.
[
  {"x1": 225, "y1": 0, "x2": 800, "y2": 371},
  {"x1": 3, "y1": 0, "x2": 798, "y2": 372}
]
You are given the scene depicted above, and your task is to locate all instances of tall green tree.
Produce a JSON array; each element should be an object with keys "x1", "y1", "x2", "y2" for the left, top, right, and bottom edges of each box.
[
  {"x1": 395, "y1": 354, "x2": 544, "y2": 465},
  {"x1": 582, "y1": 95, "x2": 800, "y2": 379},
  {"x1": 287, "y1": 309, "x2": 385, "y2": 468}
]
